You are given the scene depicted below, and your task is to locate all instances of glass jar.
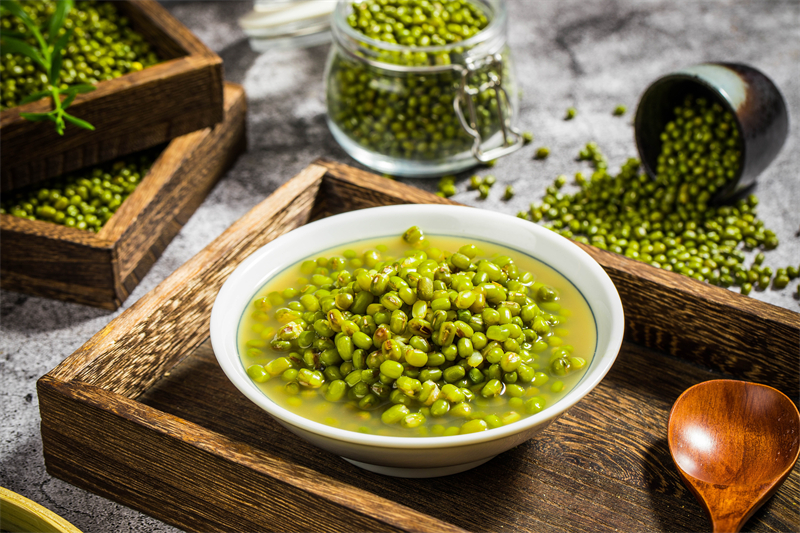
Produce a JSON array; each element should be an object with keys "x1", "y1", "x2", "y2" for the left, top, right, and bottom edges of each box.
[{"x1": 324, "y1": 0, "x2": 522, "y2": 177}]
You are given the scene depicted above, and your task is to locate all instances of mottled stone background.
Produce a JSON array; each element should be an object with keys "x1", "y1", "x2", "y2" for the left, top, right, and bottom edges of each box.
[{"x1": 1, "y1": 1, "x2": 798, "y2": 531}]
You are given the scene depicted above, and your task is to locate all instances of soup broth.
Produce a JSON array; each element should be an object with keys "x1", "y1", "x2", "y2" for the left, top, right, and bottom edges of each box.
[{"x1": 238, "y1": 229, "x2": 596, "y2": 437}]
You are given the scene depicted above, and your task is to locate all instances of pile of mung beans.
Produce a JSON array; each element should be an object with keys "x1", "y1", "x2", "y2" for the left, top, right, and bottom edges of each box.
[
  {"x1": 519, "y1": 95, "x2": 798, "y2": 294},
  {"x1": 1, "y1": 0, "x2": 159, "y2": 110},
  {"x1": 0, "y1": 151, "x2": 155, "y2": 232},
  {"x1": 327, "y1": 0, "x2": 510, "y2": 161},
  {"x1": 243, "y1": 226, "x2": 586, "y2": 435}
]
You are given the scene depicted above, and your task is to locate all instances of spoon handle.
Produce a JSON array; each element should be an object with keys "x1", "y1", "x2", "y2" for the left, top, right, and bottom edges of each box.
[{"x1": 711, "y1": 514, "x2": 746, "y2": 533}]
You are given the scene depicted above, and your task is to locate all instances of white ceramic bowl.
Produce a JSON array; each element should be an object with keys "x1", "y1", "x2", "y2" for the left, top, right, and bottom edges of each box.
[{"x1": 211, "y1": 204, "x2": 624, "y2": 478}]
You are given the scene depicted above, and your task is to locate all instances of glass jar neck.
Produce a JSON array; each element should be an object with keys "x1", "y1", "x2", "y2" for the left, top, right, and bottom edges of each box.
[{"x1": 331, "y1": 0, "x2": 508, "y2": 71}]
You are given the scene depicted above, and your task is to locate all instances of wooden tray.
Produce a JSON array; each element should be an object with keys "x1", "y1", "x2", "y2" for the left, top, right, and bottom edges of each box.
[
  {"x1": 1, "y1": 82, "x2": 246, "y2": 310},
  {"x1": 1, "y1": 0, "x2": 224, "y2": 192},
  {"x1": 37, "y1": 161, "x2": 800, "y2": 532}
]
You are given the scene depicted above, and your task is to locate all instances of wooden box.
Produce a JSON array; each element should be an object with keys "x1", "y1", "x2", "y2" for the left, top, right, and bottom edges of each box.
[
  {"x1": 1, "y1": 82, "x2": 246, "y2": 310},
  {"x1": 37, "y1": 160, "x2": 799, "y2": 532},
  {"x1": 1, "y1": 0, "x2": 225, "y2": 192}
]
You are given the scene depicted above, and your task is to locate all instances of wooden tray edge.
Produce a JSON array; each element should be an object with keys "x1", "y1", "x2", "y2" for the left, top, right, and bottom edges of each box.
[
  {"x1": 0, "y1": 0, "x2": 222, "y2": 130},
  {"x1": 316, "y1": 158, "x2": 799, "y2": 396},
  {"x1": 43, "y1": 159, "x2": 800, "y2": 394},
  {"x1": 0, "y1": 0, "x2": 225, "y2": 190},
  {"x1": 0, "y1": 83, "x2": 244, "y2": 310},
  {"x1": 37, "y1": 375, "x2": 469, "y2": 533},
  {"x1": 45, "y1": 162, "x2": 328, "y2": 386},
  {"x1": 36, "y1": 160, "x2": 800, "y2": 531}
]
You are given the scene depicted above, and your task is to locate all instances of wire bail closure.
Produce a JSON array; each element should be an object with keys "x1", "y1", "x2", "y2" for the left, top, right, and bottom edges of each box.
[{"x1": 454, "y1": 53, "x2": 523, "y2": 163}]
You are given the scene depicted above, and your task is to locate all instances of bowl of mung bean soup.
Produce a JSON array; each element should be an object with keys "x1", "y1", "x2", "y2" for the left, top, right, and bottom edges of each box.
[{"x1": 210, "y1": 204, "x2": 624, "y2": 477}]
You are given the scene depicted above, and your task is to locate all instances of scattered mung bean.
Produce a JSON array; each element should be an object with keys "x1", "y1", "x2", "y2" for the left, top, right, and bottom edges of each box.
[{"x1": 523, "y1": 94, "x2": 791, "y2": 296}]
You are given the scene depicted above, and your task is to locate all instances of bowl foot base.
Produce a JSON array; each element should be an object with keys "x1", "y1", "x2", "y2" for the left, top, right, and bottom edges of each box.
[{"x1": 341, "y1": 456, "x2": 496, "y2": 478}]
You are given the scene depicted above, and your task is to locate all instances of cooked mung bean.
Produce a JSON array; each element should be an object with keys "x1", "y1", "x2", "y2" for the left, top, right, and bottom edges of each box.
[{"x1": 239, "y1": 228, "x2": 596, "y2": 436}]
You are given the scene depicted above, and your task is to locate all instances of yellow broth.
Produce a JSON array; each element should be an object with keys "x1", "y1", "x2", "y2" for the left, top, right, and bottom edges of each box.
[{"x1": 238, "y1": 232, "x2": 597, "y2": 437}]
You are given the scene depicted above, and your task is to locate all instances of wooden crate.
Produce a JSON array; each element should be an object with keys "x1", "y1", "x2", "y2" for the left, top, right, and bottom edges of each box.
[
  {"x1": 0, "y1": 0, "x2": 224, "y2": 192},
  {"x1": 1, "y1": 82, "x2": 246, "y2": 310},
  {"x1": 37, "y1": 160, "x2": 800, "y2": 532}
]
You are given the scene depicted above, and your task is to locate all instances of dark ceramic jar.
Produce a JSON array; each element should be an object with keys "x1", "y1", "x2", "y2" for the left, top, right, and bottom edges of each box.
[{"x1": 634, "y1": 63, "x2": 789, "y2": 201}]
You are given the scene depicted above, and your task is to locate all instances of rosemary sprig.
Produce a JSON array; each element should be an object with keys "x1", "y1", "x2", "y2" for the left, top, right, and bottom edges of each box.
[{"x1": 0, "y1": 0, "x2": 96, "y2": 134}]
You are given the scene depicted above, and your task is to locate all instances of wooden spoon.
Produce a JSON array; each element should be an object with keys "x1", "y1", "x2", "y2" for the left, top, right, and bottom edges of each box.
[{"x1": 668, "y1": 379, "x2": 800, "y2": 533}]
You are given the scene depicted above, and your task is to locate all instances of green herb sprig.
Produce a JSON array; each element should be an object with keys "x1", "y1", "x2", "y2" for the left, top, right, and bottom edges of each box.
[{"x1": 0, "y1": 0, "x2": 95, "y2": 134}]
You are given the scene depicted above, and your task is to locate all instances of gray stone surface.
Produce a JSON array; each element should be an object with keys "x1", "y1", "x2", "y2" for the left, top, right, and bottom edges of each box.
[{"x1": 1, "y1": 1, "x2": 798, "y2": 531}]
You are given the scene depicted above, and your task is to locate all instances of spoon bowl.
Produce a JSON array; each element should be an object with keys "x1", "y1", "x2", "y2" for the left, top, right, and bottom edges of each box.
[{"x1": 668, "y1": 379, "x2": 800, "y2": 533}]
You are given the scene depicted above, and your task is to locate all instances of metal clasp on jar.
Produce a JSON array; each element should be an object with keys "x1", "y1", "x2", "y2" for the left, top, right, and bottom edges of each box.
[{"x1": 453, "y1": 53, "x2": 523, "y2": 163}]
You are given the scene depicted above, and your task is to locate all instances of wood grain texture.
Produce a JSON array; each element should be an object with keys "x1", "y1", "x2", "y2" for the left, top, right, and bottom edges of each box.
[
  {"x1": 572, "y1": 242, "x2": 800, "y2": 398},
  {"x1": 39, "y1": 339, "x2": 800, "y2": 533},
  {"x1": 0, "y1": 0, "x2": 224, "y2": 191},
  {"x1": 38, "y1": 376, "x2": 467, "y2": 533},
  {"x1": 115, "y1": 0, "x2": 208, "y2": 58},
  {"x1": 37, "y1": 161, "x2": 800, "y2": 533},
  {"x1": 667, "y1": 380, "x2": 800, "y2": 533},
  {"x1": 315, "y1": 159, "x2": 800, "y2": 398},
  {"x1": 312, "y1": 158, "x2": 456, "y2": 219},
  {"x1": 58, "y1": 163, "x2": 327, "y2": 391},
  {"x1": 107, "y1": 82, "x2": 248, "y2": 301},
  {"x1": 0, "y1": 215, "x2": 117, "y2": 304},
  {"x1": 0, "y1": 83, "x2": 246, "y2": 310}
]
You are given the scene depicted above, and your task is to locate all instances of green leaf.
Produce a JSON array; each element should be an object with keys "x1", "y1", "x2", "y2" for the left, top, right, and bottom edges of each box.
[
  {"x1": 67, "y1": 83, "x2": 97, "y2": 94},
  {"x1": 50, "y1": 52, "x2": 62, "y2": 85},
  {"x1": 63, "y1": 112, "x2": 95, "y2": 131},
  {"x1": 0, "y1": 30, "x2": 27, "y2": 39},
  {"x1": 47, "y1": 0, "x2": 71, "y2": 44},
  {"x1": 49, "y1": 28, "x2": 72, "y2": 84},
  {"x1": 0, "y1": 36, "x2": 46, "y2": 68},
  {"x1": 61, "y1": 92, "x2": 77, "y2": 108},
  {"x1": 2, "y1": 0, "x2": 47, "y2": 54},
  {"x1": 63, "y1": 84, "x2": 95, "y2": 95},
  {"x1": 20, "y1": 111, "x2": 53, "y2": 122},
  {"x1": 61, "y1": 83, "x2": 95, "y2": 108},
  {"x1": 19, "y1": 89, "x2": 52, "y2": 105}
]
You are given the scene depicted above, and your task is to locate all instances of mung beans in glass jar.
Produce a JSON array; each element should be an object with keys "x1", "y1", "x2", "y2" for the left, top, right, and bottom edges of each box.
[{"x1": 324, "y1": 0, "x2": 522, "y2": 177}]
